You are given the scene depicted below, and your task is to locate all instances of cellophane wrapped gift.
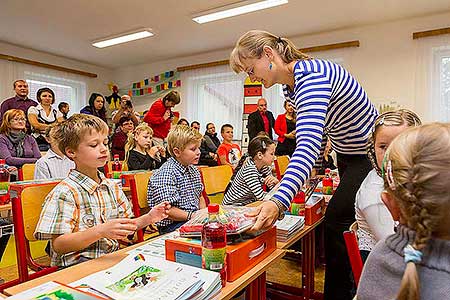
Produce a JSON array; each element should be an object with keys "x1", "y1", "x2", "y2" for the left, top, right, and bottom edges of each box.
[{"x1": 179, "y1": 205, "x2": 256, "y2": 237}]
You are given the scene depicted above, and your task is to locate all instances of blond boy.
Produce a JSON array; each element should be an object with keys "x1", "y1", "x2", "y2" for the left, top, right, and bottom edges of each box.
[
  {"x1": 147, "y1": 125, "x2": 206, "y2": 234},
  {"x1": 34, "y1": 114, "x2": 170, "y2": 267}
]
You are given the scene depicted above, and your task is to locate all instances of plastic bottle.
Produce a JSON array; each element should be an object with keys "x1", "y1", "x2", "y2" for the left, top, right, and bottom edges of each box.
[
  {"x1": 290, "y1": 190, "x2": 305, "y2": 216},
  {"x1": 322, "y1": 168, "x2": 333, "y2": 195},
  {"x1": 0, "y1": 159, "x2": 10, "y2": 204},
  {"x1": 112, "y1": 154, "x2": 122, "y2": 179},
  {"x1": 202, "y1": 204, "x2": 227, "y2": 287}
]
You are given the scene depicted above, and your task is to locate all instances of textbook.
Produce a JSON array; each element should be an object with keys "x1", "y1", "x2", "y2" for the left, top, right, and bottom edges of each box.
[
  {"x1": 7, "y1": 280, "x2": 107, "y2": 299},
  {"x1": 275, "y1": 215, "x2": 305, "y2": 242},
  {"x1": 70, "y1": 254, "x2": 221, "y2": 300}
]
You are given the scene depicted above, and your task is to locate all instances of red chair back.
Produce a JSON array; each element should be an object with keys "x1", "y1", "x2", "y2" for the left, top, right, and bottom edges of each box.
[{"x1": 343, "y1": 226, "x2": 364, "y2": 287}]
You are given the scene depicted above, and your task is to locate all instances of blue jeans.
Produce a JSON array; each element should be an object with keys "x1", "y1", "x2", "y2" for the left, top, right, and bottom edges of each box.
[{"x1": 158, "y1": 221, "x2": 185, "y2": 235}]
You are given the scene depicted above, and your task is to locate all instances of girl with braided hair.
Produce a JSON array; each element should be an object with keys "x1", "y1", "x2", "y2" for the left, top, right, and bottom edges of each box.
[
  {"x1": 222, "y1": 135, "x2": 279, "y2": 206},
  {"x1": 357, "y1": 123, "x2": 450, "y2": 300},
  {"x1": 355, "y1": 109, "x2": 421, "y2": 261}
]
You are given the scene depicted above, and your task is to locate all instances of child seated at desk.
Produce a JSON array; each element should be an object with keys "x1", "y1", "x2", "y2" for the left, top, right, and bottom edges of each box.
[
  {"x1": 357, "y1": 123, "x2": 450, "y2": 300},
  {"x1": 147, "y1": 125, "x2": 206, "y2": 234},
  {"x1": 222, "y1": 135, "x2": 279, "y2": 206},
  {"x1": 217, "y1": 124, "x2": 241, "y2": 169},
  {"x1": 124, "y1": 123, "x2": 166, "y2": 171},
  {"x1": 34, "y1": 123, "x2": 75, "y2": 180},
  {"x1": 34, "y1": 114, "x2": 170, "y2": 267}
]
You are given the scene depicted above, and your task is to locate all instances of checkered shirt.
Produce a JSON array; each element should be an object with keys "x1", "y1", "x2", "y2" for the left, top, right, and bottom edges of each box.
[
  {"x1": 147, "y1": 157, "x2": 203, "y2": 227},
  {"x1": 34, "y1": 169, "x2": 133, "y2": 267}
]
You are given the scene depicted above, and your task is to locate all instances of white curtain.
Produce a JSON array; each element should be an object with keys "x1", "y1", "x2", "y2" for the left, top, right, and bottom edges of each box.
[
  {"x1": 0, "y1": 60, "x2": 90, "y2": 115},
  {"x1": 180, "y1": 64, "x2": 285, "y2": 140},
  {"x1": 413, "y1": 34, "x2": 450, "y2": 122}
]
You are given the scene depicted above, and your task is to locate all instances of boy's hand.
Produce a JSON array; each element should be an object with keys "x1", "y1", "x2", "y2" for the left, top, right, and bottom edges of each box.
[
  {"x1": 147, "y1": 201, "x2": 171, "y2": 224},
  {"x1": 98, "y1": 218, "x2": 137, "y2": 241}
]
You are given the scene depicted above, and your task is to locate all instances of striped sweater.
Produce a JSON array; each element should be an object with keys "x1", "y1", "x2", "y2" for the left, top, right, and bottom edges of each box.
[
  {"x1": 222, "y1": 158, "x2": 272, "y2": 206},
  {"x1": 274, "y1": 59, "x2": 378, "y2": 209}
]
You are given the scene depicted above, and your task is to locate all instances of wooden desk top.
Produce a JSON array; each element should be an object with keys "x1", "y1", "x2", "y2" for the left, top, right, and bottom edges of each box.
[
  {"x1": 0, "y1": 203, "x2": 11, "y2": 213},
  {"x1": 5, "y1": 238, "x2": 285, "y2": 300}
]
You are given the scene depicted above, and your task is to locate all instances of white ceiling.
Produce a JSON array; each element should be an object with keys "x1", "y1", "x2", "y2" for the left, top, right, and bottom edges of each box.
[{"x1": 1, "y1": 0, "x2": 450, "y2": 69}]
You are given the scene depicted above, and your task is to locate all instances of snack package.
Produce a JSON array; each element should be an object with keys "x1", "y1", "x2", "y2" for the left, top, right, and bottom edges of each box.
[{"x1": 179, "y1": 205, "x2": 256, "y2": 237}]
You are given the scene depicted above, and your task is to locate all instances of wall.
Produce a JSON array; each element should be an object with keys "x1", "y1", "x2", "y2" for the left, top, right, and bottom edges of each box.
[
  {"x1": 0, "y1": 41, "x2": 114, "y2": 107},
  {"x1": 114, "y1": 11, "x2": 450, "y2": 122}
]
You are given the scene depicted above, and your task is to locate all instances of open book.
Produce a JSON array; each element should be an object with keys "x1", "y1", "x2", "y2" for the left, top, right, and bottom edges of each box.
[{"x1": 70, "y1": 254, "x2": 221, "y2": 300}]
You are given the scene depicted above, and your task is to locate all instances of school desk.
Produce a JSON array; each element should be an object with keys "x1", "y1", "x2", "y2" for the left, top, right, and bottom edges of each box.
[{"x1": 4, "y1": 235, "x2": 285, "y2": 300}]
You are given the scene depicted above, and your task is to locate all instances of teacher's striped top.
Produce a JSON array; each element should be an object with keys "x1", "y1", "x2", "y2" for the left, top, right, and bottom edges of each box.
[{"x1": 274, "y1": 59, "x2": 378, "y2": 209}]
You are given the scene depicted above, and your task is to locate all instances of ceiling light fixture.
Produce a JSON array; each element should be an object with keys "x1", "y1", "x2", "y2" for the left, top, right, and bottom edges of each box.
[
  {"x1": 192, "y1": 0, "x2": 288, "y2": 24},
  {"x1": 92, "y1": 28, "x2": 154, "y2": 48}
]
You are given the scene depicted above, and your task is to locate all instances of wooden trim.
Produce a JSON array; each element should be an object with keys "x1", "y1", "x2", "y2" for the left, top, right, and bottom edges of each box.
[
  {"x1": 177, "y1": 40, "x2": 360, "y2": 72},
  {"x1": 413, "y1": 27, "x2": 450, "y2": 40},
  {"x1": 0, "y1": 53, "x2": 97, "y2": 78},
  {"x1": 300, "y1": 40, "x2": 360, "y2": 53}
]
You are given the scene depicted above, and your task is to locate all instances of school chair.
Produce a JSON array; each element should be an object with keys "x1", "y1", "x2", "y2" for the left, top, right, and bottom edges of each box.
[
  {"x1": 124, "y1": 171, "x2": 154, "y2": 242},
  {"x1": 3, "y1": 180, "x2": 60, "y2": 289},
  {"x1": 343, "y1": 221, "x2": 364, "y2": 288},
  {"x1": 17, "y1": 163, "x2": 35, "y2": 181},
  {"x1": 200, "y1": 165, "x2": 233, "y2": 205},
  {"x1": 274, "y1": 155, "x2": 290, "y2": 180}
]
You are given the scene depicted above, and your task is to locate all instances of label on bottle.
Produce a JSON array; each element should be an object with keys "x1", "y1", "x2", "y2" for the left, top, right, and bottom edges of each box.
[{"x1": 202, "y1": 247, "x2": 226, "y2": 271}]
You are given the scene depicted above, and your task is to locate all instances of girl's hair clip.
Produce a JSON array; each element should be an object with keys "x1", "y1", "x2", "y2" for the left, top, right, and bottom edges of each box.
[
  {"x1": 277, "y1": 37, "x2": 283, "y2": 43},
  {"x1": 386, "y1": 159, "x2": 396, "y2": 190},
  {"x1": 261, "y1": 140, "x2": 266, "y2": 149},
  {"x1": 378, "y1": 116, "x2": 385, "y2": 126}
]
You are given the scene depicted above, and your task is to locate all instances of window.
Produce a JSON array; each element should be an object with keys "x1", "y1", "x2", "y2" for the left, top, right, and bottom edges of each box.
[
  {"x1": 24, "y1": 71, "x2": 86, "y2": 115},
  {"x1": 432, "y1": 48, "x2": 450, "y2": 122}
]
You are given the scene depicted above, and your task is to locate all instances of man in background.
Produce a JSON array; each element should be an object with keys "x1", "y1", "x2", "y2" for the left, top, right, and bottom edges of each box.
[{"x1": 247, "y1": 98, "x2": 275, "y2": 140}]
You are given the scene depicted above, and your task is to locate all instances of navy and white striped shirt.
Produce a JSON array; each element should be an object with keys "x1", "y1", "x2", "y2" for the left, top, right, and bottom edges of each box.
[{"x1": 274, "y1": 59, "x2": 378, "y2": 209}]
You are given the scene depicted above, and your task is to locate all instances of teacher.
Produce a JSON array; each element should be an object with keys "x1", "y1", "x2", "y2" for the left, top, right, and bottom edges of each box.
[{"x1": 230, "y1": 30, "x2": 378, "y2": 300}]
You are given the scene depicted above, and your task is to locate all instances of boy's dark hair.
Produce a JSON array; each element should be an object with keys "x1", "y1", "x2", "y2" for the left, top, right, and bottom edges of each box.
[
  {"x1": 118, "y1": 116, "x2": 133, "y2": 127},
  {"x1": 191, "y1": 121, "x2": 200, "y2": 127},
  {"x1": 58, "y1": 102, "x2": 69, "y2": 110},
  {"x1": 221, "y1": 124, "x2": 233, "y2": 133},
  {"x1": 162, "y1": 91, "x2": 181, "y2": 105}
]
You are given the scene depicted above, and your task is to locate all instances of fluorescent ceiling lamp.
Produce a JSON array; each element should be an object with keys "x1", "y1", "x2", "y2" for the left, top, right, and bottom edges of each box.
[
  {"x1": 92, "y1": 29, "x2": 154, "y2": 48},
  {"x1": 192, "y1": 0, "x2": 288, "y2": 24}
]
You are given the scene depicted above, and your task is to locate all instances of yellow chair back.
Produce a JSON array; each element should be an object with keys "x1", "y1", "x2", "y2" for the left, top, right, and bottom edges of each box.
[
  {"x1": 21, "y1": 163, "x2": 36, "y2": 181},
  {"x1": 275, "y1": 155, "x2": 290, "y2": 179},
  {"x1": 200, "y1": 165, "x2": 233, "y2": 204},
  {"x1": 21, "y1": 182, "x2": 58, "y2": 241},
  {"x1": 133, "y1": 171, "x2": 152, "y2": 209}
]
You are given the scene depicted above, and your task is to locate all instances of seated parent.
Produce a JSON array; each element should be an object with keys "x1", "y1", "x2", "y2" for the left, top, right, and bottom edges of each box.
[
  {"x1": 80, "y1": 93, "x2": 107, "y2": 124},
  {"x1": 28, "y1": 87, "x2": 64, "y2": 151},
  {"x1": 111, "y1": 116, "x2": 135, "y2": 160},
  {"x1": 0, "y1": 109, "x2": 41, "y2": 170}
]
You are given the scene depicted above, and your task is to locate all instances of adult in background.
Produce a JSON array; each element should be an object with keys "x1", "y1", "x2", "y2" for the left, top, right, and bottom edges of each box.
[
  {"x1": 274, "y1": 100, "x2": 296, "y2": 156},
  {"x1": 177, "y1": 118, "x2": 189, "y2": 126},
  {"x1": 58, "y1": 102, "x2": 70, "y2": 120},
  {"x1": 28, "y1": 87, "x2": 64, "y2": 151},
  {"x1": 247, "y1": 98, "x2": 275, "y2": 140},
  {"x1": 0, "y1": 79, "x2": 37, "y2": 132},
  {"x1": 111, "y1": 116, "x2": 135, "y2": 160},
  {"x1": 230, "y1": 30, "x2": 378, "y2": 300},
  {"x1": 191, "y1": 121, "x2": 200, "y2": 132},
  {"x1": 80, "y1": 93, "x2": 107, "y2": 124},
  {"x1": 111, "y1": 94, "x2": 140, "y2": 126},
  {"x1": 143, "y1": 91, "x2": 181, "y2": 146},
  {"x1": 199, "y1": 122, "x2": 220, "y2": 166},
  {"x1": 0, "y1": 109, "x2": 41, "y2": 171}
]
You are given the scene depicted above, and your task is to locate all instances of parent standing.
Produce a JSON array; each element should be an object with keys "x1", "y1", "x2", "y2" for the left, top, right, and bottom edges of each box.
[
  {"x1": 247, "y1": 98, "x2": 275, "y2": 140},
  {"x1": 143, "y1": 91, "x2": 180, "y2": 146},
  {"x1": 28, "y1": 87, "x2": 64, "y2": 151},
  {"x1": 274, "y1": 100, "x2": 296, "y2": 156},
  {"x1": 80, "y1": 93, "x2": 108, "y2": 124},
  {"x1": 230, "y1": 30, "x2": 378, "y2": 300}
]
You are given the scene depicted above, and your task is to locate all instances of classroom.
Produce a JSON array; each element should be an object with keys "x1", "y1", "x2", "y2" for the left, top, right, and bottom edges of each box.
[{"x1": 0, "y1": 1, "x2": 450, "y2": 299}]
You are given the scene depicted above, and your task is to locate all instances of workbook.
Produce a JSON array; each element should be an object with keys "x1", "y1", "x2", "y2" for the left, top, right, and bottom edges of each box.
[
  {"x1": 275, "y1": 215, "x2": 305, "y2": 242},
  {"x1": 7, "y1": 281, "x2": 107, "y2": 299},
  {"x1": 70, "y1": 254, "x2": 221, "y2": 300}
]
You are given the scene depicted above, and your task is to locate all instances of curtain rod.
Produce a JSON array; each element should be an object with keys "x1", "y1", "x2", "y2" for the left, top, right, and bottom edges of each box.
[
  {"x1": 413, "y1": 27, "x2": 450, "y2": 40},
  {"x1": 0, "y1": 53, "x2": 98, "y2": 78},
  {"x1": 177, "y1": 40, "x2": 360, "y2": 72}
]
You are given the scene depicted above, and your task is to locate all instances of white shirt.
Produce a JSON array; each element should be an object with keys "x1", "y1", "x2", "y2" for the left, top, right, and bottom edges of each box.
[
  {"x1": 28, "y1": 104, "x2": 63, "y2": 136},
  {"x1": 34, "y1": 148, "x2": 75, "y2": 180},
  {"x1": 355, "y1": 169, "x2": 395, "y2": 251}
]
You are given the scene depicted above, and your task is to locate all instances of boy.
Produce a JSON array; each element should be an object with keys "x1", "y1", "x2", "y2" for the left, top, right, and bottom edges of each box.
[
  {"x1": 217, "y1": 124, "x2": 241, "y2": 169},
  {"x1": 34, "y1": 114, "x2": 170, "y2": 267},
  {"x1": 34, "y1": 124, "x2": 75, "y2": 180},
  {"x1": 147, "y1": 125, "x2": 206, "y2": 234}
]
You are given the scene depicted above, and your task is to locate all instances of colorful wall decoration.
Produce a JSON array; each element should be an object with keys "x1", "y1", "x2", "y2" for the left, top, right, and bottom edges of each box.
[{"x1": 121, "y1": 70, "x2": 182, "y2": 97}]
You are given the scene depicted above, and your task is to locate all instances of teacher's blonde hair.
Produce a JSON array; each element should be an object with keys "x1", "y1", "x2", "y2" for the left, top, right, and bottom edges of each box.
[{"x1": 230, "y1": 30, "x2": 311, "y2": 73}]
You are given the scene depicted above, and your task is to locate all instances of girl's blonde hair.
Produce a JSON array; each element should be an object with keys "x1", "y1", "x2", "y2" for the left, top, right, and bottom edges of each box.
[
  {"x1": 230, "y1": 30, "x2": 311, "y2": 73},
  {"x1": 382, "y1": 123, "x2": 450, "y2": 300},
  {"x1": 124, "y1": 123, "x2": 153, "y2": 165},
  {"x1": 367, "y1": 109, "x2": 421, "y2": 176},
  {"x1": 0, "y1": 109, "x2": 26, "y2": 134}
]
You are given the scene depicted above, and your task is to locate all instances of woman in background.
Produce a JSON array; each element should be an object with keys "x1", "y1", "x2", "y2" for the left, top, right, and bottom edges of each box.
[
  {"x1": 81, "y1": 93, "x2": 107, "y2": 124},
  {"x1": 274, "y1": 100, "x2": 296, "y2": 156}
]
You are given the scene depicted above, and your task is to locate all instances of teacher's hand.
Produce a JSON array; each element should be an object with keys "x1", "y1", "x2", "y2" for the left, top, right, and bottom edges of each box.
[{"x1": 247, "y1": 201, "x2": 279, "y2": 231}]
